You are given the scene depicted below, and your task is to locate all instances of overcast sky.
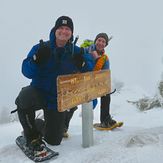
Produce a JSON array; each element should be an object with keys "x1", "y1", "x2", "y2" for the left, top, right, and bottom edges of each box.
[{"x1": 0, "y1": 0, "x2": 163, "y2": 108}]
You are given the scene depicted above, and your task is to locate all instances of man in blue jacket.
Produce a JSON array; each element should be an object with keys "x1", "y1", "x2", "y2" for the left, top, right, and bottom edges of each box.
[{"x1": 15, "y1": 16, "x2": 94, "y2": 155}]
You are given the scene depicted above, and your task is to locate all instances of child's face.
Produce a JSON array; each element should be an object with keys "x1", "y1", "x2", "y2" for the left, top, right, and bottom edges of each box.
[{"x1": 95, "y1": 37, "x2": 106, "y2": 52}]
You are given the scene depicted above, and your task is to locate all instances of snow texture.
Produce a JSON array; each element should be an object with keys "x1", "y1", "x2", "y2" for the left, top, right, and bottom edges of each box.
[{"x1": 0, "y1": 86, "x2": 163, "y2": 163}]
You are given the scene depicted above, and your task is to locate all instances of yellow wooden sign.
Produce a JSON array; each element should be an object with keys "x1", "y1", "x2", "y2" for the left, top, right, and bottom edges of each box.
[{"x1": 57, "y1": 70, "x2": 111, "y2": 112}]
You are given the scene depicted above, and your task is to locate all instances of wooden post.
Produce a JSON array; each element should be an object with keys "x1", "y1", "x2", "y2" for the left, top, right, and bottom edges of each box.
[{"x1": 82, "y1": 102, "x2": 93, "y2": 148}]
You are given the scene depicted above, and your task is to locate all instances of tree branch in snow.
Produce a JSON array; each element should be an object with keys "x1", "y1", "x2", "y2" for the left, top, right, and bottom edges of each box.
[{"x1": 127, "y1": 81, "x2": 163, "y2": 111}]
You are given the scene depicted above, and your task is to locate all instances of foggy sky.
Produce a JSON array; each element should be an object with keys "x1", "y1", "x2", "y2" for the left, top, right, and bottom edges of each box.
[{"x1": 0, "y1": 0, "x2": 163, "y2": 108}]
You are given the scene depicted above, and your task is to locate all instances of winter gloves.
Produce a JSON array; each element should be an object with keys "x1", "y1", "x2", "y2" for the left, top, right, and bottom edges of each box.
[
  {"x1": 32, "y1": 40, "x2": 85, "y2": 69},
  {"x1": 73, "y1": 47, "x2": 85, "y2": 70},
  {"x1": 33, "y1": 40, "x2": 51, "y2": 64}
]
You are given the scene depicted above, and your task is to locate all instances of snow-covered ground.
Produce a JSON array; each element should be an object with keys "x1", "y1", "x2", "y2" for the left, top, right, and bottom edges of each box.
[{"x1": 0, "y1": 86, "x2": 163, "y2": 163}]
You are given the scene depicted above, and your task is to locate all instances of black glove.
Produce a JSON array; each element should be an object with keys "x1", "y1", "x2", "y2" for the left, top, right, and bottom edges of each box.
[
  {"x1": 33, "y1": 40, "x2": 51, "y2": 64},
  {"x1": 73, "y1": 47, "x2": 85, "y2": 70}
]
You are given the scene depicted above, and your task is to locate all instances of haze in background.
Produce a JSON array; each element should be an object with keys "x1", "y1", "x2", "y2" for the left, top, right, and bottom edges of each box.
[{"x1": 0, "y1": 0, "x2": 163, "y2": 108}]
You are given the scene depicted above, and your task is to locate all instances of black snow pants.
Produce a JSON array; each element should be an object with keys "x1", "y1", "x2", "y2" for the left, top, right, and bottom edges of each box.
[
  {"x1": 100, "y1": 94, "x2": 111, "y2": 124},
  {"x1": 64, "y1": 106, "x2": 78, "y2": 132},
  {"x1": 15, "y1": 85, "x2": 65, "y2": 145}
]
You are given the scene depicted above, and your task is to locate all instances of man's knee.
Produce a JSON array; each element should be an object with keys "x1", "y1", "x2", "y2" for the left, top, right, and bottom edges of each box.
[
  {"x1": 15, "y1": 86, "x2": 45, "y2": 110},
  {"x1": 15, "y1": 86, "x2": 34, "y2": 109},
  {"x1": 44, "y1": 110, "x2": 65, "y2": 145},
  {"x1": 44, "y1": 136, "x2": 62, "y2": 145},
  {"x1": 44, "y1": 121, "x2": 64, "y2": 145}
]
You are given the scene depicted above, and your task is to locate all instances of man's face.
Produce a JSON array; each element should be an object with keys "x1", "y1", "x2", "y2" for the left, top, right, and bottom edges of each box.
[
  {"x1": 95, "y1": 37, "x2": 107, "y2": 52},
  {"x1": 55, "y1": 26, "x2": 72, "y2": 42}
]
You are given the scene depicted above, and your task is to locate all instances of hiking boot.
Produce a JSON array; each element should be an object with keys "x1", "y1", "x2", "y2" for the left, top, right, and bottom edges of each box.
[
  {"x1": 63, "y1": 128, "x2": 69, "y2": 138},
  {"x1": 95, "y1": 118, "x2": 117, "y2": 128},
  {"x1": 107, "y1": 118, "x2": 117, "y2": 126},
  {"x1": 95, "y1": 122, "x2": 113, "y2": 128},
  {"x1": 27, "y1": 138, "x2": 47, "y2": 157},
  {"x1": 63, "y1": 132, "x2": 69, "y2": 138}
]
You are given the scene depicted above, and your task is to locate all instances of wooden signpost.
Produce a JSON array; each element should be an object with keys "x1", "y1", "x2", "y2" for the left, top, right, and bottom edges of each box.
[
  {"x1": 57, "y1": 70, "x2": 111, "y2": 112},
  {"x1": 57, "y1": 70, "x2": 111, "y2": 148}
]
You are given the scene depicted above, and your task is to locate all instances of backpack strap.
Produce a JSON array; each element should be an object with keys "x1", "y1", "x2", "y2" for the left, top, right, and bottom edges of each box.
[{"x1": 94, "y1": 54, "x2": 108, "y2": 71}]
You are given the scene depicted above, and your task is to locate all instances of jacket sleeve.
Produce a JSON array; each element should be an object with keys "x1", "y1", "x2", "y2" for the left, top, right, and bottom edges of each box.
[
  {"x1": 22, "y1": 44, "x2": 40, "y2": 79},
  {"x1": 82, "y1": 53, "x2": 95, "y2": 72},
  {"x1": 102, "y1": 58, "x2": 110, "y2": 70}
]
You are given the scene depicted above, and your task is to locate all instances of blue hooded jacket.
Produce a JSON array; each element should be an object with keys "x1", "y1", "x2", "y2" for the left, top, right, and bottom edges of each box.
[{"x1": 22, "y1": 29, "x2": 95, "y2": 110}]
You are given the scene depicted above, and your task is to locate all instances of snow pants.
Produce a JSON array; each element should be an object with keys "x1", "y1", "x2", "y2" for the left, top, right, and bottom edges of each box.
[
  {"x1": 100, "y1": 94, "x2": 111, "y2": 123},
  {"x1": 64, "y1": 106, "x2": 78, "y2": 132},
  {"x1": 15, "y1": 85, "x2": 65, "y2": 145}
]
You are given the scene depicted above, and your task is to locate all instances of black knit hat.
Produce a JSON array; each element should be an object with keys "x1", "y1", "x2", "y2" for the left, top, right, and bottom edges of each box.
[
  {"x1": 94, "y1": 33, "x2": 109, "y2": 46},
  {"x1": 54, "y1": 16, "x2": 74, "y2": 33}
]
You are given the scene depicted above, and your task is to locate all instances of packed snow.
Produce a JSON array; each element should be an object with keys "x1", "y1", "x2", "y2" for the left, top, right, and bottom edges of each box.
[{"x1": 0, "y1": 86, "x2": 163, "y2": 163}]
